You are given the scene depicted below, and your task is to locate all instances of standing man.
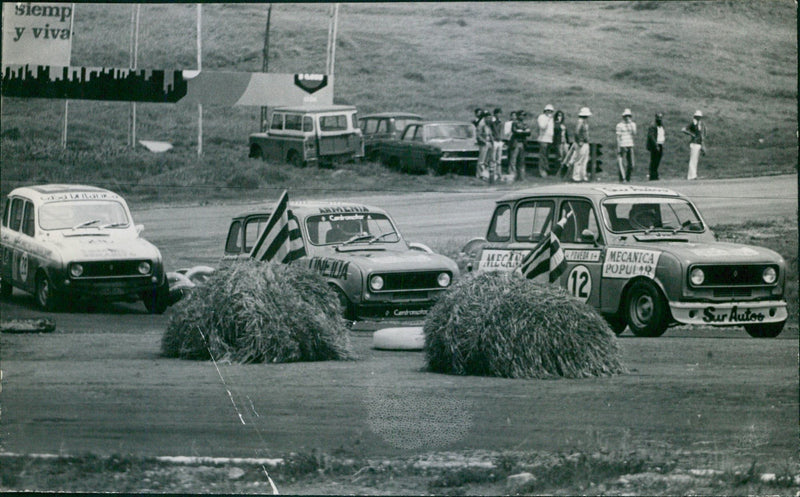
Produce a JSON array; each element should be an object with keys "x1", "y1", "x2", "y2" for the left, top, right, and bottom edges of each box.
[
  {"x1": 536, "y1": 104, "x2": 555, "y2": 177},
  {"x1": 615, "y1": 108, "x2": 637, "y2": 183},
  {"x1": 646, "y1": 112, "x2": 665, "y2": 180},
  {"x1": 681, "y1": 110, "x2": 706, "y2": 180},
  {"x1": 489, "y1": 108, "x2": 504, "y2": 184},
  {"x1": 572, "y1": 107, "x2": 592, "y2": 182},
  {"x1": 475, "y1": 110, "x2": 493, "y2": 181},
  {"x1": 509, "y1": 110, "x2": 531, "y2": 181}
]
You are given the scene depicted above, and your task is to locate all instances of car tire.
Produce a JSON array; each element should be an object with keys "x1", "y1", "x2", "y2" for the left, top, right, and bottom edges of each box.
[
  {"x1": 249, "y1": 144, "x2": 263, "y2": 159},
  {"x1": 625, "y1": 280, "x2": 668, "y2": 337},
  {"x1": 744, "y1": 321, "x2": 785, "y2": 338},
  {"x1": 1, "y1": 278, "x2": 12, "y2": 298},
  {"x1": 332, "y1": 285, "x2": 356, "y2": 321},
  {"x1": 35, "y1": 272, "x2": 61, "y2": 312},
  {"x1": 142, "y1": 281, "x2": 170, "y2": 314},
  {"x1": 287, "y1": 150, "x2": 306, "y2": 168},
  {"x1": 603, "y1": 314, "x2": 627, "y2": 336},
  {"x1": 426, "y1": 156, "x2": 442, "y2": 175}
]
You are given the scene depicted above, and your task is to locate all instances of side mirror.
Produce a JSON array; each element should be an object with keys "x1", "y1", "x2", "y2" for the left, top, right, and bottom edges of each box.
[
  {"x1": 408, "y1": 241, "x2": 434, "y2": 253},
  {"x1": 136, "y1": 224, "x2": 145, "y2": 236},
  {"x1": 580, "y1": 229, "x2": 597, "y2": 244}
]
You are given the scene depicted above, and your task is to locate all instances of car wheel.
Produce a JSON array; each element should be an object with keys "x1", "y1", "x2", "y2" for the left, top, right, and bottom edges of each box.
[
  {"x1": 287, "y1": 150, "x2": 306, "y2": 168},
  {"x1": 744, "y1": 321, "x2": 785, "y2": 338},
  {"x1": 426, "y1": 156, "x2": 442, "y2": 175},
  {"x1": 1, "y1": 278, "x2": 12, "y2": 298},
  {"x1": 625, "y1": 280, "x2": 668, "y2": 337},
  {"x1": 331, "y1": 285, "x2": 356, "y2": 321},
  {"x1": 249, "y1": 144, "x2": 263, "y2": 159},
  {"x1": 35, "y1": 272, "x2": 61, "y2": 312},
  {"x1": 142, "y1": 281, "x2": 170, "y2": 314},
  {"x1": 603, "y1": 314, "x2": 627, "y2": 336}
]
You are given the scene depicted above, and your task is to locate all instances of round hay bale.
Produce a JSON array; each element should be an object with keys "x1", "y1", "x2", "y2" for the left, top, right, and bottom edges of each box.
[
  {"x1": 373, "y1": 327, "x2": 425, "y2": 351},
  {"x1": 161, "y1": 259, "x2": 355, "y2": 363},
  {"x1": 423, "y1": 271, "x2": 626, "y2": 379}
]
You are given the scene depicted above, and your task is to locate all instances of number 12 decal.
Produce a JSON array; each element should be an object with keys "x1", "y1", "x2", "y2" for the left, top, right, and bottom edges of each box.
[{"x1": 567, "y1": 265, "x2": 592, "y2": 302}]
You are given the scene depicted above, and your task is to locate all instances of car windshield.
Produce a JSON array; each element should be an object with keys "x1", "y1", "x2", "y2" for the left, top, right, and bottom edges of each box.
[
  {"x1": 601, "y1": 197, "x2": 704, "y2": 233},
  {"x1": 39, "y1": 200, "x2": 130, "y2": 230},
  {"x1": 305, "y1": 212, "x2": 400, "y2": 245},
  {"x1": 424, "y1": 124, "x2": 474, "y2": 141}
]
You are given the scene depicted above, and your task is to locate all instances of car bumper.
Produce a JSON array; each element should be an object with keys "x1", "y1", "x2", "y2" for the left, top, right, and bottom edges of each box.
[
  {"x1": 57, "y1": 275, "x2": 163, "y2": 300},
  {"x1": 669, "y1": 300, "x2": 788, "y2": 326},
  {"x1": 355, "y1": 301, "x2": 434, "y2": 320}
]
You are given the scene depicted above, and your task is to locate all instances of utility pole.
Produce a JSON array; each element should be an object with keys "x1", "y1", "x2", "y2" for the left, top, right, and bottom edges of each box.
[
  {"x1": 62, "y1": 3, "x2": 76, "y2": 149},
  {"x1": 260, "y1": 4, "x2": 272, "y2": 132},
  {"x1": 128, "y1": 4, "x2": 140, "y2": 149},
  {"x1": 326, "y1": 3, "x2": 339, "y2": 76},
  {"x1": 196, "y1": 4, "x2": 203, "y2": 156}
]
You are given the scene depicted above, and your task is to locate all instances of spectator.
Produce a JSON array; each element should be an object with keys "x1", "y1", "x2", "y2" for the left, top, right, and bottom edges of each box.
[
  {"x1": 475, "y1": 110, "x2": 493, "y2": 180},
  {"x1": 503, "y1": 111, "x2": 516, "y2": 143},
  {"x1": 681, "y1": 110, "x2": 706, "y2": 180},
  {"x1": 536, "y1": 104, "x2": 555, "y2": 177},
  {"x1": 615, "y1": 108, "x2": 637, "y2": 183},
  {"x1": 509, "y1": 110, "x2": 531, "y2": 181},
  {"x1": 646, "y1": 112, "x2": 665, "y2": 180},
  {"x1": 489, "y1": 107, "x2": 504, "y2": 184},
  {"x1": 472, "y1": 108, "x2": 484, "y2": 129},
  {"x1": 572, "y1": 107, "x2": 592, "y2": 182},
  {"x1": 553, "y1": 110, "x2": 571, "y2": 165}
]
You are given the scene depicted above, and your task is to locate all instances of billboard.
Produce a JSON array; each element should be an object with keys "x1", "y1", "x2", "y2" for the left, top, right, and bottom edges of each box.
[{"x1": 2, "y1": 3, "x2": 74, "y2": 67}]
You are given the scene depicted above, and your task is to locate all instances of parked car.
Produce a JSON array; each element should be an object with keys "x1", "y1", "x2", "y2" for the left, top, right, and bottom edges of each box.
[
  {"x1": 461, "y1": 183, "x2": 788, "y2": 338},
  {"x1": 378, "y1": 120, "x2": 480, "y2": 175},
  {"x1": 223, "y1": 200, "x2": 459, "y2": 321},
  {"x1": 248, "y1": 104, "x2": 364, "y2": 167},
  {"x1": 0, "y1": 184, "x2": 169, "y2": 313},
  {"x1": 359, "y1": 112, "x2": 423, "y2": 161}
]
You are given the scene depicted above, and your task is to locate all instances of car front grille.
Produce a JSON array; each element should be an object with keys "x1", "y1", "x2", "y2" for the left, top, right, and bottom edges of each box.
[
  {"x1": 713, "y1": 287, "x2": 753, "y2": 298},
  {"x1": 371, "y1": 271, "x2": 450, "y2": 292},
  {"x1": 691, "y1": 264, "x2": 777, "y2": 287},
  {"x1": 74, "y1": 260, "x2": 151, "y2": 278}
]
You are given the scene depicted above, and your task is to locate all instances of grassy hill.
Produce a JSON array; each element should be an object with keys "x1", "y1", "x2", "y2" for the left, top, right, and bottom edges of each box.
[{"x1": 1, "y1": 1, "x2": 796, "y2": 202}]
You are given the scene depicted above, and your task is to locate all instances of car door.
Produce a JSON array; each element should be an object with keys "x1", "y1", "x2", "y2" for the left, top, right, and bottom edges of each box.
[
  {"x1": 409, "y1": 125, "x2": 428, "y2": 168},
  {"x1": 555, "y1": 198, "x2": 605, "y2": 308},
  {"x1": 398, "y1": 124, "x2": 419, "y2": 170}
]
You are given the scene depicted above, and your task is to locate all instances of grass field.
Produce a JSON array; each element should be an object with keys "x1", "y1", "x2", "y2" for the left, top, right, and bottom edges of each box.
[{"x1": 1, "y1": 2, "x2": 797, "y2": 201}]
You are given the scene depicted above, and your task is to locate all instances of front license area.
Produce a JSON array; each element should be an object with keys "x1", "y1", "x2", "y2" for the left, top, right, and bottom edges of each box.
[{"x1": 670, "y1": 300, "x2": 788, "y2": 326}]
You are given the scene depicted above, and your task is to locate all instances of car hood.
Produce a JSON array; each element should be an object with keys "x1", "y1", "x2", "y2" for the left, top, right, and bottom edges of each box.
[
  {"x1": 325, "y1": 247, "x2": 458, "y2": 273},
  {"x1": 625, "y1": 240, "x2": 783, "y2": 264},
  {"x1": 429, "y1": 138, "x2": 479, "y2": 151},
  {"x1": 44, "y1": 231, "x2": 162, "y2": 261}
]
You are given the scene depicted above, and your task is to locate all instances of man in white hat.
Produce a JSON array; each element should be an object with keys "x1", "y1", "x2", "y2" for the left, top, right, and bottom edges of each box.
[
  {"x1": 572, "y1": 107, "x2": 592, "y2": 182},
  {"x1": 536, "y1": 104, "x2": 556, "y2": 177},
  {"x1": 615, "y1": 108, "x2": 637, "y2": 182},
  {"x1": 681, "y1": 110, "x2": 706, "y2": 180}
]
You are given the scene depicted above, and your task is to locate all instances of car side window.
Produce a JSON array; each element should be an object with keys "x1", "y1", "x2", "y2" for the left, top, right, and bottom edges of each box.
[
  {"x1": 413, "y1": 126, "x2": 424, "y2": 142},
  {"x1": 302, "y1": 116, "x2": 314, "y2": 132},
  {"x1": 351, "y1": 113, "x2": 358, "y2": 130},
  {"x1": 559, "y1": 200, "x2": 602, "y2": 244},
  {"x1": 363, "y1": 119, "x2": 378, "y2": 134},
  {"x1": 8, "y1": 198, "x2": 24, "y2": 232},
  {"x1": 402, "y1": 125, "x2": 416, "y2": 141},
  {"x1": 270, "y1": 113, "x2": 283, "y2": 130},
  {"x1": 376, "y1": 119, "x2": 388, "y2": 133},
  {"x1": 244, "y1": 217, "x2": 269, "y2": 253},
  {"x1": 225, "y1": 220, "x2": 242, "y2": 254},
  {"x1": 285, "y1": 114, "x2": 302, "y2": 131},
  {"x1": 487, "y1": 204, "x2": 511, "y2": 242},
  {"x1": 515, "y1": 200, "x2": 554, "y2": 243},
  {"x1": 21, "y1": 201, "x2": 35, "y2": 237},
  {"x1": 1, "y1": 200, "x2": 9, "y2": 227}
]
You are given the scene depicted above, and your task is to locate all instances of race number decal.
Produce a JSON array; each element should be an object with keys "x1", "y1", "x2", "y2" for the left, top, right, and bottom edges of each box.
[{"x1": 567, "y1": 265, "x2": 592, "y2": 302}]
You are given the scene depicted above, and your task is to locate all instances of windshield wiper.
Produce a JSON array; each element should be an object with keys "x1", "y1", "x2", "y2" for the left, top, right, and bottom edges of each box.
[
  {"x1": 369, "y1": 231, "x2": 397, "y2": 244},
  {"x1": 71, "y1": 219, "x2": 101, "y2": 229},
  {"x1": 99, "y1": 222, "x2": 127, "y2": 229},
  {"x1": 340, "y1": 234, "x2": 374, "y2": 246}
]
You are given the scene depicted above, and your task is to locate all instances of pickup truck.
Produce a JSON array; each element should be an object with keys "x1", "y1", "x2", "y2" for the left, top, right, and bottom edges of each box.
[
  {"x1": 249, "y1": 104, "x2": 364, "y2": 167},
  {"x1": 378, "y1": 120, "x2": 480, "y2": 175}
]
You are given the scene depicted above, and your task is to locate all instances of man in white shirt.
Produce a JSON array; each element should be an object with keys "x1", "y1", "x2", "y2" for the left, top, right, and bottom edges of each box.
[
  {"x1": 536, "y1": 104, "x2": 555, "y2": 177},
  {"x1": 646, "y1": 112, "x2": 665, "y2": 180},
  {"x1": 615, "y1": 108, "x2": 637, "y2": 182}
]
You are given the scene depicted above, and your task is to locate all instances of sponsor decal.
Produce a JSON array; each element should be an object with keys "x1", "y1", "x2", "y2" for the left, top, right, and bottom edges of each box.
[
  {"x1": 703, "y1": 305, "x2": 765, "y2": 324},
  {"x1": 602, "y1": 248, "x2": 660, "y2": 279},
  {"x1": 689, "y1": 246, "x2": 760, "y2": 257},
  {"x1": 564, "y1": 249, "x2": 601, "y2": 262},
  {"x1": 566, "y1": 265, "x2": 592, "y2": 302},
  {"x1": 318, "y1": 205, "x2": 370, "y2": 214},
  {"x1": 307, "y1": 256, "x2": 349, "y2": 280},
  {"x1": 478, "y1": 249, "x2": 527, "y2": 272},
  {"x1": 391, "y1": 308, "x2": 428, "y2": 317},
  {"x1": 594, "y1": 185, "x2": 675, "y2": 195},
  {"x1": 294, "y1": 73, "x2": 328, "y2": 94},
  {"x1": 327, "y1": 214, "x2": 364, "y2": 222},
  {"x1": 41, "y1": 192, "x2": 115, "y2": 202}
]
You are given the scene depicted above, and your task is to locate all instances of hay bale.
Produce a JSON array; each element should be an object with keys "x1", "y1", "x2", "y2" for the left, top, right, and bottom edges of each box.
[
  {"x1": 423, "y1": 271, "x2": 625, "y2": 379},
  {"x1": 162, "y1": 259, "x2": 354, "y2": 363}
]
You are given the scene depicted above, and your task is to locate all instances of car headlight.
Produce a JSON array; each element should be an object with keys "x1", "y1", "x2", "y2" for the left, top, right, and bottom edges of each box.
[
  {"x1": 690, "y1": 267, "x2": 705, "y2": 286},
  {"x1": 138, "y1": 261, "x2": 152, "y2": 275},
  {"x1": 437, "y1": 272, "x2": 451, "y2": 287},
  {"x1": 762, "y1": 267, "x2": 777, "y2": 284},
  {"x1": 70, "y1": 263, "x2": 84, "y2": 277},
  {"x1": 369, "y1": 275, "x2": 384, "y2": 291}
]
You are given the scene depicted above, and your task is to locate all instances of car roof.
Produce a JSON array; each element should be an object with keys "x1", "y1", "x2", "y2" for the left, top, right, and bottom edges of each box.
[
  {"x1": 496, "y1": 183, "x2": 682, "y2": 203},
  {"x1": 360, "y1": 112, "x2": 423, "y2": 119},
  {"x1": 416, "y1": 120, "x2": 473, "y2": 126},
  {"x1": 232, "y1": 200, "x2": 389, "y2": 220},
  {"x1": 8, "y1": 184, "x2": 123, "y2": 203},
  {"x1": 271, "y1": 104, "x2": 357, "y2": 113}
]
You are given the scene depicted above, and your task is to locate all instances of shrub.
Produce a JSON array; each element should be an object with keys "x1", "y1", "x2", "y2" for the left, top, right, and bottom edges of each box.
[
  {"x1": 162, "y1": 259, "x2": 355, "y2": 363},
  {"x1": 423, "y1": 271, "x2": 626, "y2": 379}
]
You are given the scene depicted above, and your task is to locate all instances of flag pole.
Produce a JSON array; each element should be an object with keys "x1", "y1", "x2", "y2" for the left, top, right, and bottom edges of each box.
[
  {"x1": 197, "y1": 4, "x2": 203, "y2": 156},
  {"x1": 260, "y1": 4, "x2": 272, "y2": 132},
  {"x1": 62, "y1": 3, "x2": 76, "y2": 149},
  {"x1": 128, "y1": 4, "x2": 140, "y2": 149},
  {"x1": 326, "y1": 3, "x2": 339, "y2": 76}
]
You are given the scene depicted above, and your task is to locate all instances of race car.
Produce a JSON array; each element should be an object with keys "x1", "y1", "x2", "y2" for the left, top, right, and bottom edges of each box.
[
  {"x1": 223, "y1": 200, "x2": 459, "y2": 321},
  {"x1": 461, "y1": 183, "x2": 788, "y2": 338}
]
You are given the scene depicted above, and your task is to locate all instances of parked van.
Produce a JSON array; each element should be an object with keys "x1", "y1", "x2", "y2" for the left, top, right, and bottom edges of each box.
[{"x1": 248, "y1": 104, "x2": 364, "y2": 167}]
